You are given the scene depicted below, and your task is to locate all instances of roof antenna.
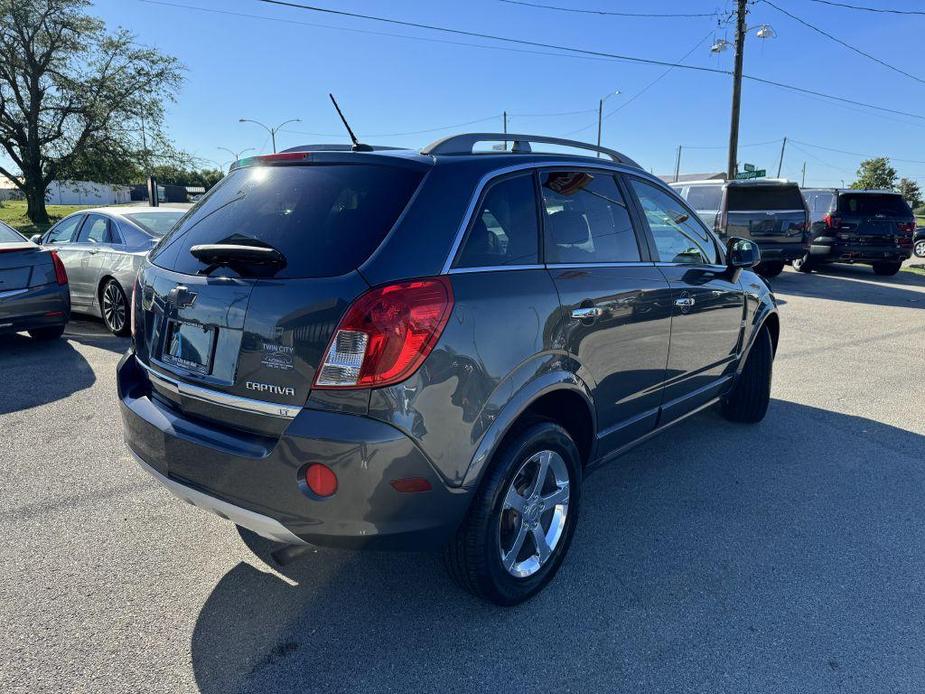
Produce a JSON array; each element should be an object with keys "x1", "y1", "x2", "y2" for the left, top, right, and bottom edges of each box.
[{"x1": 328, "y1": 93, "x2": 373, "y2": 152}]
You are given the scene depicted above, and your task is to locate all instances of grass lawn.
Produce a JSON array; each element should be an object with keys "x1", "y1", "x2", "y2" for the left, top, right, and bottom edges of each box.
[
  {"x1": 0, "y1": 199, "x2": 92, "y2": 237},
  {"x1": 902, "y1": 264, "x2": 925, "y2": 277}
]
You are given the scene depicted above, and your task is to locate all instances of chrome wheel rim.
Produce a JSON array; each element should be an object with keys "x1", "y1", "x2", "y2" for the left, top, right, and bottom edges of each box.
[
  {"x1": 498, "y1": 449, "x2": 570, "y2": 578},
  {"x1": 915, "y1": 240, "x2": 925, "y2": 258},
  {"x1": 102, "y1": 282, "x2": 125, "y2": 332}
]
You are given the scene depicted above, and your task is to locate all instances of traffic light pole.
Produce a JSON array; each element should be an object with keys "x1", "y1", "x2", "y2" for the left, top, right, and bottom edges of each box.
[{"x1": 727, "y1": 0, "x2": 747, "y2": 181}]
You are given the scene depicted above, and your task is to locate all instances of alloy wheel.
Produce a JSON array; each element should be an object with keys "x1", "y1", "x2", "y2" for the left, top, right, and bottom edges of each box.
[
  {"x1": 914, "y1": 240, "x2": 925, "y2": 258},
  {"x1": 102, "y1": 281, "x2": 126, "y2": 334},
  {"x1": 498, "y1": 449, "x2": 570, "y2": 578}
]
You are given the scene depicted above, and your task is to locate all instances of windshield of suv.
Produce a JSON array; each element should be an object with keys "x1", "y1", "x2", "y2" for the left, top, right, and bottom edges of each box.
[
  {"x1": 684, "y1": 185, "x2": 723, "y2": 211},
  {"x1": 837, "y1": 193, "x2": 912, "y2": 217},
  {"x1": 726, "y1": 184, "x2": 805, "y2": 211},
  {"x1": 150, "y1": 163, "x2": 424, "y2": 277},
  {"x1": 122, "y1": 210, "x2": 185, "y2": 237}
]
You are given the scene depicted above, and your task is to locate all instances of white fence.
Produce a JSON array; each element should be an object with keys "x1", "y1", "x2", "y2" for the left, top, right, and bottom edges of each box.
[{"x1": 45, "y1": 180, "x2": 131, "y2": 205}]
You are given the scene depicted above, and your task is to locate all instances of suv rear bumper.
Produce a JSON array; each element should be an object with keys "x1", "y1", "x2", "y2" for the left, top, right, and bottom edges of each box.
[
  {"x1": 118, "y1": 352, "x2": 471, "y2": 550},
  {"x1": 751, "y1": 241, "x2": 807, "y2": 263},
  {"x1": 809, "y1": 237, "x2": 912, "y2": 264}
]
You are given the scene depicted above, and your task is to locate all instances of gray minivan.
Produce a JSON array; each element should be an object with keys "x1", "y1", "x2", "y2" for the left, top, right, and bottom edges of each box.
[
  {"x1": 118, "y1": 134, "x2": 779, "y2": 604},
  {"x1": 672, "y1": 179, "x2": 810, "y2": 277}
]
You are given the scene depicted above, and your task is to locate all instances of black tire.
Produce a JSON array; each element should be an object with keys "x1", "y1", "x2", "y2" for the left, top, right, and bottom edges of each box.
[
  {"x1": 100, "y1": 279, "x2": 130, "y2": 336},
  {"x1": 792, "y1": 254, "x2": 814, "y2": 273},
  {"x1": 28, "y1": 325, "x2": 65, "y2": 341},
  {"x1": 444, "y1": 421, "x2": 582, "y2": 606},
  {"x1": 721, "y1": 328, "x2": 773, "y2": 424},
  {"x1": 755, "y1": 261, "x2": 784, "y2": 278},
  {"x1": 871, "y1": 262, "x2": 901, "y2": 276},
  {"x1": 914, "y1": 240, "x2": 925, "y2": 258}
]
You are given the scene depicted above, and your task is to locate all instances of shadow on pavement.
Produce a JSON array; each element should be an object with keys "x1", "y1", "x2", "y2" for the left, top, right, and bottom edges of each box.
[
  {"x1": 190, "y1": 400, "x2": 925, "y2": 693},
  {"x1": 63, "y1": 317, "x2": 130, "y2": 355},
  {"x1": 0, "y1": 331, "x2": 96, "y2": 414},
  {"x1": 771, "y1": 264, "x2": 925, "y2": 309}
]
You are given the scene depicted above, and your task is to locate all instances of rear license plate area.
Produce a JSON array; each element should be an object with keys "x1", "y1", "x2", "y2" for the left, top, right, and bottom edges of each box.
[{"x1": 161, "y1": 320, "x2": 216, "y2": 374}]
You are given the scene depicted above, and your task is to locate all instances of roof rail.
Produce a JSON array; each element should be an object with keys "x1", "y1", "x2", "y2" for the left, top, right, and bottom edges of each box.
[{"x1": 420, "y1": 133, "x2": 640, "y2": 168}]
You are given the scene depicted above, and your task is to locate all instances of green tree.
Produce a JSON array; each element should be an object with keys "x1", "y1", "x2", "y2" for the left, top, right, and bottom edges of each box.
[
  {"x1": 850, "y1": 157, "x2": 897, "y2": 190},
  {"x1": 0, "y1": 0, "x2": 183, "y2": 224},
  {"x1": 897, "y1": 177, "x2": 922, "y2": 210}
]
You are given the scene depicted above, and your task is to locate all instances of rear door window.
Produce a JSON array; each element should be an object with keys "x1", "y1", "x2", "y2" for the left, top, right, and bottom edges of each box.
[
  {"x1": 151, "y1": 163, "x2": 424, "y2": 278},
  {"x1": 837, "y1": 193, "x2": 912, "y2": 217},
  {"x1": 454, "y1": 174, "x2": 539, "y2": 268},
  {"x1": 45, "y1": 215, "x2": 84, "y2": 244},
  {"x1": 684, "y1": 185, "x2": 723, "y2": 211},
  {"x1": 726, "y1": 185, "x2": 805, "y2": 211},
  {"x1": 540, "y1": 170, "x2": 641, "y2": 263},
  {"x1": 79, "y1": 215, "x2": 111, "y2": 244}
]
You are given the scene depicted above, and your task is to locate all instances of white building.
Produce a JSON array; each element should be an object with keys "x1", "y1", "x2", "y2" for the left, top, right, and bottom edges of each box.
[{"x1": 0, "y1": 177, "x2": 131, "y2": 205}]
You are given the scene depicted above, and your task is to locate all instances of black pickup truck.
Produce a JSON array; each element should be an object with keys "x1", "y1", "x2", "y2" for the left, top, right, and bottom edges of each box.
[
  {"x1": 672, "y1": 179, "x2": 810, "y2": 277},
  {"x1": 800, "y1": 189, "x2": 915, "y2": 275}
]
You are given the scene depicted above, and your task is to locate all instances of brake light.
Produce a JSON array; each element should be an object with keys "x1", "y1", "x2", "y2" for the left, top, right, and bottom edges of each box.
[
  {"x1": 898, "y1": 222, "x2": 915, "y2": 234},
  {"x1": 314, "y1": 277, "x2": 454, "y2": 389},
  {"x1": 232, "y1": 152, "x2": 311, "y2": 170},
  {"x1": 50, "y1": 251, "x2": 67, "y2": 285},
  {"x1": 823, "y1": 213, "x2": 841, "y2": 230}
]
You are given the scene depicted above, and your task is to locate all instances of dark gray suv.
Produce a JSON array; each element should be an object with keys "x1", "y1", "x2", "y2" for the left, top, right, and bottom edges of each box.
[{"x1": 118, "y1": 134, "x2": 779, "y2": 604}]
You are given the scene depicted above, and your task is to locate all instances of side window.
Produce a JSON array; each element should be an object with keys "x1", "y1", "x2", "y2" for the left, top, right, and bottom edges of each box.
[
  {"x1": 541, "y1": 170, "x2": 640, "y2": 264},
  {"x1": 630, "y1": 178, "x2": 721, "y2": 265},
  {"x1": 45, "y1": 215, "x2": 84, "y2": 244},
  {"x1": 455, "y1": 174, "x2": 539, "y2": 268},
  {"x1": 80, "y1": 215, "x2": 110, "y2": 244},
  {"x1": 685, "y1": 185, "x2": 723, "y2": 212}
]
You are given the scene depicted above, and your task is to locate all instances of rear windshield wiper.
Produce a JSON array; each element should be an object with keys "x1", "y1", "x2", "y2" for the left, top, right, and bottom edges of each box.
[{"x1": 190, "y1": 242, "x2": 287, "y2": 276}]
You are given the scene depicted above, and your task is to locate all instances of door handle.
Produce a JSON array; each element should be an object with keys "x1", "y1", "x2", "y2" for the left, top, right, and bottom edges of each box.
[
  {"x1": 88, "y1": 248, "x2": 99, "y2": 255},
  {"x1": 571, "y1": 306, "x2": 603, "y2": 320},
  {"x1": 674, "y1": 297, "x2": 696, "y2": 308}
]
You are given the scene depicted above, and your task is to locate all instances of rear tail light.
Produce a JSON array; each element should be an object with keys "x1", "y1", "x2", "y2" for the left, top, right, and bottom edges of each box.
[
  {"x1": 50, "y1": 251, "x2": 67, "y2": 285},
  {"x1": 898, "y1": 222, "x2": 915, "y2": 234},
  {"x1": 822, "y1": 213, "x2": 841, "y2": 230},
  {"x1": 314, "y1": 277, "x2": 454, "y2": 389}
]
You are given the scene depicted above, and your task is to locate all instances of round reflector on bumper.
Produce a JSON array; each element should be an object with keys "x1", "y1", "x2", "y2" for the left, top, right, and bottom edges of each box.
[{"x1": 305, "y1": 464, "x2": 338, "y2": 497}]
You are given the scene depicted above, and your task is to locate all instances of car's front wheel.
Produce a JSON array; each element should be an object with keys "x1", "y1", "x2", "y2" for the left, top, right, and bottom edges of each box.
[
  {"x1": 871, "y1": 262, "x2": 902, "y2": 276},
  {"x1": 444, "y1": 421, "x2": 581, "y2": 605},
  {"x1": 100, "y1": 279, "x2": 130, "y2": 336},
  {"x1": 721, "y1": 327, "x2": 773, "y2": 424}
]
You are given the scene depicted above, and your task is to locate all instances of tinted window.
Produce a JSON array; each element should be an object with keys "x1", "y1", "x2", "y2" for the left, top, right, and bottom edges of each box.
[
  {"x1": 726, "y1": 184, "x2": 805, "y2": 211},
  {"x1": 81, "y1": 215, "x2": 110, "y2": 243},
  {"x1": 45, "y1": 215, "x2": 83, "y2": 244},
  {"x1": 803, "y1": 190, "x2": 835, "y2": 218},
  {"x1": 631, "y1": 179, "x2": 720, "y2": 265},
  {"x1": 0, "y1": 221, "x2": 24, "y2": 244},
  {"x1": 152, "y1": 164, "x2": 424, "y2": 278},
  {"x1": 455, "y1": 174, "x2": 539, "y2": 268},
  {"x1": 684, "y1": 184, "x2": 723, "y2": 211},
  {"x1": 541, "y1": 171, "x2": 640, "y2": 263},
  {"x1": 123, "y1": 211, "x2": 184, "y2": 236},
  {"x1": 837, "y1": 193, "x2": 912, "y2": 217}
]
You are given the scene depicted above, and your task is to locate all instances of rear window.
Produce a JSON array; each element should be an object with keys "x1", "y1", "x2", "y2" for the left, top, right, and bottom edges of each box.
[
  {"x1": 151, "y1": 164, "x2": 424, "y2": 277},
  {"x1": 837, "y1": 193, "x2": 912, "y2": 217},
  {"x1": 0, "y1": 221, "x2": 25, "y2": 244},
  {"x1": 684, "y1": 185, "x2": 723, "y2": 211},
  {"x1": 803, "y1": 190, "x2": 835, "y2": 217},
  {"x1": 726, "y1": 185, "x2": 805, "y2": 211},
  {"x1": 123, "y1": 211, "x2": 185, "y2": 237}
]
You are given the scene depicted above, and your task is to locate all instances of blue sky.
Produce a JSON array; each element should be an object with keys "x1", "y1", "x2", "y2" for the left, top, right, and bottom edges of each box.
[{"x1": 83, "y1": 0, "x2": 925, "y2": 185}]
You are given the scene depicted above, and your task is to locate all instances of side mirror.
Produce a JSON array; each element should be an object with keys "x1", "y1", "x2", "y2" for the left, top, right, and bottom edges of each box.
[
  {"x1": 30, "y1": 234, "x2": 43, "y2": 244},
  {"x1": 727, "y1": 237, "x2": 760, "y2": 269}
]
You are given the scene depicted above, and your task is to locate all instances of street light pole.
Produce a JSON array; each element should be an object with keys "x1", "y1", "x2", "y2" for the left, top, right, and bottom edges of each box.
[
  {"x1": 727, "y1": 0, "x2": 748, "y2": 180},
  {"x1": 217, "y1": 146, "x2": 255, "y2": 164},
  {"x1": 238, "y1": 118, "x2": 302, "y2": 153},
  {"x1": 596, "y1": 90, "x2": 621, "y2": 157}
]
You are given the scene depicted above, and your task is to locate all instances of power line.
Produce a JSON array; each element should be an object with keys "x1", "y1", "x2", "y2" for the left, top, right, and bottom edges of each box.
[
  {"x1": 498, "y1": 0, "x2": 718, "y2": 18},
  {"x1": 682, "y1": 138, "x2": 785, "y2": 150},
  {"x1": 251, "y1": 0, "x2": 925, "y2": 123},
  {"x1": 807, "y1": 0, "x2": 925, "y2": 16},
  {"x1": 789, "y1": 139, "x2": 925, "y2": 165},
  {"x1": 760, "y1": 0, "x2": 924, "y2": 85}
]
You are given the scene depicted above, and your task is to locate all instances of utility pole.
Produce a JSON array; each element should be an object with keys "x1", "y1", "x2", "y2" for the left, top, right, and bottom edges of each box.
[
  {"x1": 801, "y1": 161, "x2": 806, "y2": 187},
  {"x1": 726, "y1": 0, "x2": 748, "y2": 181},
  {"x1": 503, "y1": 111, "x2": 508, "y2": 151},
  {"x1": 674, "y1": 145, "x2": 682, "y2": 183},
  {"x1": 596, "y1": 90, "x2": 621, "y2": 157},
  {"x1": 777, "y1": 136, "x2": 787, "y2": 178}
]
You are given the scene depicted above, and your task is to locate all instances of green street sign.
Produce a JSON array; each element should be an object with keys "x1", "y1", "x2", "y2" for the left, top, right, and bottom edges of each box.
[
  {"x1": 743, "y1": 163, "x2": 755, "y2": 172},
  {"x1": 736, "y1": 169, "x2": 766, "y2": 180}
]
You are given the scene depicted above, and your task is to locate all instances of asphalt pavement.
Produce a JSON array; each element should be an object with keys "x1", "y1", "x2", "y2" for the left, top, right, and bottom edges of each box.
[{"x1": 2, "y1": 261, "x2": 924, "y2": 693}]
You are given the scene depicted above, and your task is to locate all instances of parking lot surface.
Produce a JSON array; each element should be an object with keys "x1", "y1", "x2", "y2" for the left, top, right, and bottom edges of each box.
[{"x1": 2, "y1": 262, "x2": 924, "y2": 693}]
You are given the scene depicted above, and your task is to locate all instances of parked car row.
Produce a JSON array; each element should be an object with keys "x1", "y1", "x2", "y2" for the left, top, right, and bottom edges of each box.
[{"x1": 670, "y1": 180, "x2": 917, "y2": 277}]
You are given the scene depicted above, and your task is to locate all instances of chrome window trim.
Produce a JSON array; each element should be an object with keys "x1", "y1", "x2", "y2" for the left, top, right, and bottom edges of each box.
[
  {"x1": 654, "y1": 262, "x2": 728, "y2": 272},
  {"x1": 137, "y1": 357, "x2": 301, "y2": 419},
  {"x1": 728, "y1": 209, "x2": 806, "y2": 214},
  {"x1": 441, "y1": 160, "x2": 643, "y2": 275},
  {"x1": 546, "y1": 261, "x2": 656, "y2": 269},
  {"x1": 448, "y1": 264, "x2": 544, "y2": 275}
]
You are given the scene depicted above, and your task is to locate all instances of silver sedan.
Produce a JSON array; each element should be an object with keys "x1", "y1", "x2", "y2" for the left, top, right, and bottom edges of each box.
[{"x1": 33, "y1": 206, "x2": 186, "y2": 335}]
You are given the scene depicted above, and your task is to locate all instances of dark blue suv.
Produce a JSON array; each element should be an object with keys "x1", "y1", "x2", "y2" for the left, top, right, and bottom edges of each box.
[{"x1": 118, "y1": 134, "x2": 779, "y2": 604}]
